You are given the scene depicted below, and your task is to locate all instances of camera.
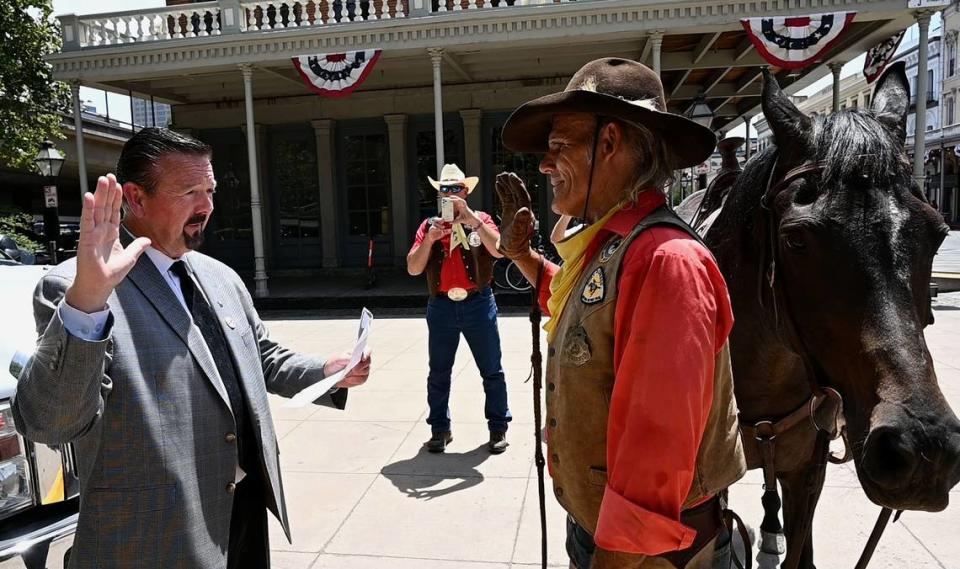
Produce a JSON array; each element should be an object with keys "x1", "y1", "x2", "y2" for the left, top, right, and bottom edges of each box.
[{"x1": 440, "y1": 197, "x2": 455, "y2": 222}]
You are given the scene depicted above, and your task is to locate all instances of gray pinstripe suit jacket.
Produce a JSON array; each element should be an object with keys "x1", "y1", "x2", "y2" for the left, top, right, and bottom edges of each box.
[{"x1": 12, "y1": 236, "x2": 345, "y2": 568}]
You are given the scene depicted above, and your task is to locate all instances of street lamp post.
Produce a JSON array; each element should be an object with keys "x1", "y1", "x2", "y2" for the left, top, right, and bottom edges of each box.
[{"x1": 33, "y1": 140, "x2": 66, "y2": 263}]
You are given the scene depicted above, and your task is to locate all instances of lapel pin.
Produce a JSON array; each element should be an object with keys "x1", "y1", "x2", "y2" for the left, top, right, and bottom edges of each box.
[{"x1": 224, "y1": 317, "x2": 236, "y2": 329}]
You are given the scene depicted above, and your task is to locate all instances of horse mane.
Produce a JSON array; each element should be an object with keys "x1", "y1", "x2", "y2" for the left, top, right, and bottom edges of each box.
[
  {"x1": 710, "y1": 145, "x2": 776, "y2": 236},
  {"x1": 714, "y1": 108, "x2": 916, "y2": 238},
  {"x1": 807, "y1": 110, "x2": 915, "y2": 201}
]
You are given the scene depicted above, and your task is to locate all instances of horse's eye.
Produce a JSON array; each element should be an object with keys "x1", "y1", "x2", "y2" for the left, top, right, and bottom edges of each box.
[
  {"x1": 793, "y1": 181, "x2": 818, "y2": 205},
  {"x1": 782, "y1": 230, "x2": 807, "y2": 252}
]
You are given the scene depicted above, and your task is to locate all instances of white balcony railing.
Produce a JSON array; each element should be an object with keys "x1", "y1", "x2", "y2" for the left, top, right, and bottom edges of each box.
[
  {"x1": 59, "y1": 0, "x2": 581, "y2": 49},
  {"x1": 240, "y1": 0, "x2": 406, "y2": 31},
  {"x1": 66, "y1": 3, "x2": 223, "y2": 48}
]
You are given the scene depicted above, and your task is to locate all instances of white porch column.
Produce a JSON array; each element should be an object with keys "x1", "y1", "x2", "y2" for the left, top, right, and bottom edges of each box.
[
  {"x1": 428, "y1": 48, "x2": 445, "y2": 177},
  {"x1": 459, "y1": 109, "x2": 483, "y2": 209},
  {"x1": 240, "y1": 64, "x2": 269, "y2": 297},
  {"x1": 70, "y1": 81, "x2": 88, "y2": 197},
  {"x1": 651, "y1": 31, "x2": 664, "y2": 76},
  {"x1": 310, "y1": 119, "x2": 339, "y2": 268},
  {"x1": 240, "y1": 123, "x2": 272, "y2": 261},
  {"x1": 829, "y1": 62, "x2": 843, "y2": 112},
  {"x1": 915, "y1": 11, "x2": 933, "y2": 182},
  {"x1": 384, "y1": 114, "x2": 409, "y2": 265}
]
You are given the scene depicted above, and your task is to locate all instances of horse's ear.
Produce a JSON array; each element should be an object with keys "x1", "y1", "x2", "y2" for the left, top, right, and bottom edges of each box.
[
  {"x1": 761, "y1": 67, "x2": 811, "y2": 147},
  {"x1": 871, "y1": 61, "x2": 910, "y2": 144}
]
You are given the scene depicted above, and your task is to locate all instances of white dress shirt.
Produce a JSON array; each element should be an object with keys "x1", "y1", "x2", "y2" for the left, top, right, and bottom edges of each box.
[{"x1": 60, "y1": 248, "x2": 191, "y2": 341}]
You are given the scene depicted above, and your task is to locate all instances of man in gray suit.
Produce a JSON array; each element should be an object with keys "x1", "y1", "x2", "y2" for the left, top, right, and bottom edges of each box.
[{"x1": 12, "y1": 128, "x2": 372, "y2": 568}]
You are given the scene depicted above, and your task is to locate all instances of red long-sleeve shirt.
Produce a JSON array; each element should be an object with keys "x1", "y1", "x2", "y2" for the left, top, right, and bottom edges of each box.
[{"x1": 539, "y1": 191, "x2": 734, "y2": 555}]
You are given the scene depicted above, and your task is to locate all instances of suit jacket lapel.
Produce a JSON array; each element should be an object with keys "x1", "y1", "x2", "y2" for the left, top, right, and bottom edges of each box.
[
  {"x1": 185, "y1": 257, "x2": 260, "y2": 415},
  {"x1": 121, "y1": 227, "x2": 233, "y2": 412}
]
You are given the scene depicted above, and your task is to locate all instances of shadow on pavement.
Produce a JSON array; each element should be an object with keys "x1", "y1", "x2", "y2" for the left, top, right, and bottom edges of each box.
[{"x1": 381, "y1": 444, "x2": 493, "y2": 501}]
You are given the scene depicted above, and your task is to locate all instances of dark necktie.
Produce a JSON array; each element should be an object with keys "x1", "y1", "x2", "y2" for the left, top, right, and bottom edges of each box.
[{"x1": 170, "y1": 260, "x2": 257, "y2": 472}]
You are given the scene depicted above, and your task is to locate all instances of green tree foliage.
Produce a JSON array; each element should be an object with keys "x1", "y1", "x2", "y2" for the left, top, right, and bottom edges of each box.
[
  {"x1": 0, "y1": 207, "x2": 43, "y2": 253},
  {"x1": 0, "y1": 0, "x2": 70, "y2": 170}
]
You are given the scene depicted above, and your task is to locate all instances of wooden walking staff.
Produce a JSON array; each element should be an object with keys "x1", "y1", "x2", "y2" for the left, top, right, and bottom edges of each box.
[
  {"x1": 530, "y1": 258, "x2": 548, "y2": 569},
  {"x1": 494, "y1": 170, "x2": 548, "y2": 569}
]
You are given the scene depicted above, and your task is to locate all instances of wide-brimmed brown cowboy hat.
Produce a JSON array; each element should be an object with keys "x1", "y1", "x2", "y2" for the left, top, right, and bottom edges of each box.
[{"x1": 501, "y1": 58, "x2": 716, "y2": 169}]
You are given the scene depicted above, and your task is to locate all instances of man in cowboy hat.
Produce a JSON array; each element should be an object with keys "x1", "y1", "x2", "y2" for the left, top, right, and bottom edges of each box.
[
  {"x1": 496, "y1": 58, "x2": 746, "y2": 568},
  {"x1": 407, "y1": 164, "x2": 512, "y2": 454}
]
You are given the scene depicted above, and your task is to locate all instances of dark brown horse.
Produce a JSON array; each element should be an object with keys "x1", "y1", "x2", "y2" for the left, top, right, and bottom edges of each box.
[{"x1": 684, "y1": 62, "x2": 960, "y2": 568}]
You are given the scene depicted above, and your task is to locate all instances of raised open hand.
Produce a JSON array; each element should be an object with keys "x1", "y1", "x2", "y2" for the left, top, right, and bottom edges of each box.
[
  {"x1": 495, "y1": 172, "x2": 536, "y2": 260},
  {"x1": 65, "y1": 174, "x2": 152, "y2": 313}
]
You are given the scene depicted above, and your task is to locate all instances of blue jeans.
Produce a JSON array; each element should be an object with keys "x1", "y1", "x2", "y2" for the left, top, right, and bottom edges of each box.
[
  {"x1": 426, "y1": 287, "x2": 511, "y2": 433},
  {"x1": 565, "y1": 516, "x2": 731, "y2": 568}
]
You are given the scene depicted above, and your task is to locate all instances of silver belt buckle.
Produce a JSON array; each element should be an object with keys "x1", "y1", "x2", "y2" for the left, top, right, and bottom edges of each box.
[{"x1": 447, "y1": 287, "x2": 469, "y2": 301}]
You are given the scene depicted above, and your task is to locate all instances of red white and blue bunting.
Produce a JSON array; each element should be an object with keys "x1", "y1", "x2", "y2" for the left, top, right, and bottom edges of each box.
[
  {"x1": 292, "y1": 50, "x2": 382, "y2": 98},
  {"x1": 863, "y1": 31, "x2": 906, "y2": 84},
  {"x1": 741, "y1": 12, "x2": 856, "y2": 70}
]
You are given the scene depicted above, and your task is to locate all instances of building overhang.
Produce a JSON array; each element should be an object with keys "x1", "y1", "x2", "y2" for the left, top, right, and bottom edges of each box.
[{"x1": 51, "y1": 0, "x2": 919, "y2": 132}]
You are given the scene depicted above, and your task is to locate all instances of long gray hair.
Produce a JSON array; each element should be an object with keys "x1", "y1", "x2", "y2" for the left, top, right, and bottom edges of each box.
[{"x1": 590, "y1": 117, "x2": 677, "y2": 202}]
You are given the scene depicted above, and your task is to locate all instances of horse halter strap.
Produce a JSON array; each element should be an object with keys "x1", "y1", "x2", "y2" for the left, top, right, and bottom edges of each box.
[{"x1": 752, "y1": 154, "x2": 896, "y2": 569}]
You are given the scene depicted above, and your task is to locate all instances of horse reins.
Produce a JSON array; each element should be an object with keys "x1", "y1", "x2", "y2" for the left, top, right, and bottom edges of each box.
[{"x1": 751, "y1": 155, "x2": 898, "y2": 569}]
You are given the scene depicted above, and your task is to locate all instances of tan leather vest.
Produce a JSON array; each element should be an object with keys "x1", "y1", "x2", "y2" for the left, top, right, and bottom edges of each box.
[
  {"x1": 545, "y1": 206, "x2": 746, "y2": 536},
  {"x1": 425, "y1": 228, "x2": 494, "y2": 296}
]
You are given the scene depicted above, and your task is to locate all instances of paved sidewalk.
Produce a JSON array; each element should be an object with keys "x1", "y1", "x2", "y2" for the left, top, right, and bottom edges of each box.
[
  {"x1": 260, "y1": 298, "x2": 960, "y2": 569},
  {"x1": 935, "y1": 231, "x2": 960, "y2": 275},
  {"x1": 8, "y1": 298, "x2": 959, "y2": 569}
]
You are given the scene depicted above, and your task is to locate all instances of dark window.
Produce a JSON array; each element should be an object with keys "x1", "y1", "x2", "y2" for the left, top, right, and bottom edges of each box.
[
  {"x1": 200, "y1": 128, "x2": 254, "y2": 271},
  {"x1": 344, "y1": 133, "x2": 390, "y2": 237},
  {"x1": 414, "y1": 129, "x2": 462, "y2": 222},
  {"x1": 489, "y1": 126, "x2": 547, "y2": 224},
  {"x1": 267, "y1": 127, "x2": 322, "y2": 269},
  {"x1": 272, "y1": 138, "x2": 319, "y2": 242},
  {"x1": 209, "y1": 142, "x2": 251, "y2": 243}
]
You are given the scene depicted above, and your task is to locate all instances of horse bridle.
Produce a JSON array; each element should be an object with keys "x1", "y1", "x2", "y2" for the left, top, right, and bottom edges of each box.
[{"x1": 749, "y1": 154, "x2": 897, "y2": 569}]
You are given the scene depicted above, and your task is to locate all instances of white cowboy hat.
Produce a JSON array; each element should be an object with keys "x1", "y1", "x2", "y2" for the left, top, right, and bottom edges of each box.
[{"x1": 428, "y1": 163, "x2": 480, "y2": 194}]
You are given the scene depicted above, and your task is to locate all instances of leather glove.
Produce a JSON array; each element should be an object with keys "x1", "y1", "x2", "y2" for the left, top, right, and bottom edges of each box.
[{"x1": 495, "y1": 172, "x2": 536, "y2": 260}]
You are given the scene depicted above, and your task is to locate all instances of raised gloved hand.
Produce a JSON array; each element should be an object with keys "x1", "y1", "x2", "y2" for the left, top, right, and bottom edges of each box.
[{"x1": 495, "y1": 172, "x2": 536, "y2": 260}]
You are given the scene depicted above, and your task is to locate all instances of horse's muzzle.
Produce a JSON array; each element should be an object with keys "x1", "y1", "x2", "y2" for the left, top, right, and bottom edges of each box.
[{"x1": 859, "y1": 420, "x2": 960, "y2": 512}]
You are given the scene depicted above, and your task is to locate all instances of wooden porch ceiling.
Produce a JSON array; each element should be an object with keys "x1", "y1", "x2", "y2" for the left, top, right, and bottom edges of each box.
[{"x1": 109, "y1": 18, "x2": 895, "y2": 133}]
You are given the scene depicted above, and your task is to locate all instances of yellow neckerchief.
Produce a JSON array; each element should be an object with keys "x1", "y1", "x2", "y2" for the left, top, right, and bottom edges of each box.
[
  {"x1": 544, "y1": 202, "x2": 625, "y2": 342},
  {"x1": 450, "y1": 222, "x2": 470, "y2": 253}
]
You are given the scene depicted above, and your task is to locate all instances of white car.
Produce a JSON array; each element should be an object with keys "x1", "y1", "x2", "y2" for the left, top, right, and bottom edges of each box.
[{"x1": 0, "y1": 264, "x2": 79, "y2": 568}]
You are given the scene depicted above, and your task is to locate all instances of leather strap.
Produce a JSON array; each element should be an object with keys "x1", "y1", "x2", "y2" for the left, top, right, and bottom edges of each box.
[
  {"x1": 854, "y1": 508, "x2": 898, "y2": 569},
  {"x1": 661, "y1": 496, "x2": 723, "y2": 568}
]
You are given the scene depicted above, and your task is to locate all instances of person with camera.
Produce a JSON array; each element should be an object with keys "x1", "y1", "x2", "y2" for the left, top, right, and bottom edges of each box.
[{"x1": 406, "y1": 164, "x2": 512, "y2": 454}]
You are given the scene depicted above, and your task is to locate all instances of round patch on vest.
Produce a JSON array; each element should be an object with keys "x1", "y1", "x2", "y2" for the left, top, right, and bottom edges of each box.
[
  {"x1": 600, "y1": 236, "x2": 624, "y2": 263},
  {"x1": 468, "y1": 231, "x2": 482, "y2": 248},
  {"x1": 581, "y1": 267, "x2": 606, "y2": 305}
]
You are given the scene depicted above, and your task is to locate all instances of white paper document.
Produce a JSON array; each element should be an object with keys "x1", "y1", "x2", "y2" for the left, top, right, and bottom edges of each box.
[{"x1": 286, "y1": 308, "x2": 373, "y2": 408}]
